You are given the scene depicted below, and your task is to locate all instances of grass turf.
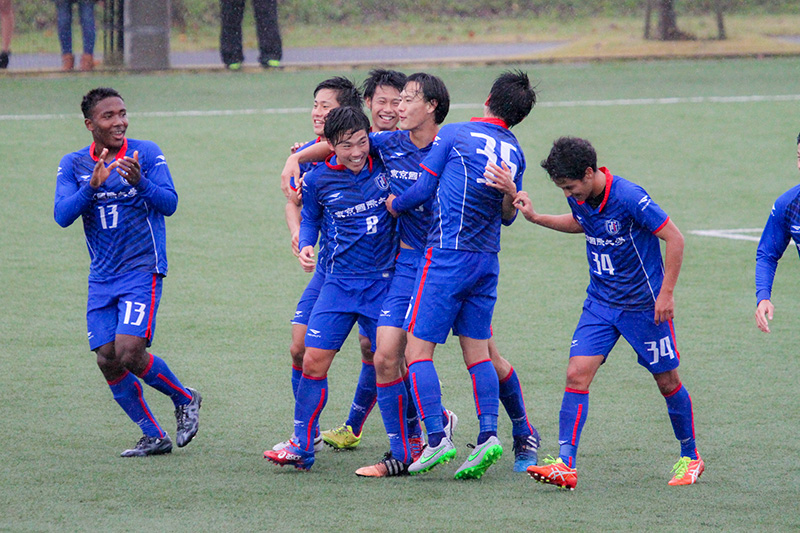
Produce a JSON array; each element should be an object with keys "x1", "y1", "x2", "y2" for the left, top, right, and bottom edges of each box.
[{"x1": 1, "y1": 57, "x2": 799, "y2": 531}]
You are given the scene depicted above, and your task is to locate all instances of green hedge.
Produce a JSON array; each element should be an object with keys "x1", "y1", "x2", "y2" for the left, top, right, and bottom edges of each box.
[{"x1": 11, "y1": 0, "x2": 797, "y2": 32}]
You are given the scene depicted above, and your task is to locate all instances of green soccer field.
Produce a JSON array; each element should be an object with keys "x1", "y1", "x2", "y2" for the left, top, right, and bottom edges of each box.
[{"x1": 2, "y1": 58, "x2": 799, "y2": 531}]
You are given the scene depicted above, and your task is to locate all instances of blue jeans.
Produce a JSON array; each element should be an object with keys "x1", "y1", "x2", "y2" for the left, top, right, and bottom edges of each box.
[{"x1": 56, "y1": 0, "x2": 95, "y2": 55}]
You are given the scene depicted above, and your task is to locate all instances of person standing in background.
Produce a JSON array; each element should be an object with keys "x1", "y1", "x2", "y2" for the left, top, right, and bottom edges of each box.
[
  {"x1": 219, "y1": 0, "x2": 282, "y2": 69},
  {"x1": 56, "y1": 0, "x2": 97, "y2": 71},
  {"x1": 0, "y1": 0, "x2": 13, "y2": 69}
]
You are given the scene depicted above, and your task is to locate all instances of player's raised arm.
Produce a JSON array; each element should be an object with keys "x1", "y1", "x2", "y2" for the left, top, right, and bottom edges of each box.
[{"x1": 653, "y1": 219, "x2": 684, "y2": 325}]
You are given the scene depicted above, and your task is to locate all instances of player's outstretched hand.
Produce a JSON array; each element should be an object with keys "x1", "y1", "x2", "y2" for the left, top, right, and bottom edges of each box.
[
  {"x1": 513, "y1": 191, "x2": 537, "y2": 222},
  {"x1": 90, "y1": 148, "x2": 115, "y2": 188},
  {"x1": 116, "y1": 150, "x2": 141, "y2": 186},
  {"x1": 385, "y1": 194, "x2": 398, "y2": 218},
  {"x1": 483, "y1": 161, "x2": 516, "y2": 196},
  {"x1": 755, "y1": 299, "x2": 774, "y2": 333},
  {"x1": 299, "y1": 245, "x2": 316, "y2": 272}
]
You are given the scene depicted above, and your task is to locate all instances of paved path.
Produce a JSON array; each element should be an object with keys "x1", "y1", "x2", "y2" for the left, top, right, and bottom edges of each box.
[{"x1": 4, "y1": 41, "x2": 568, "y2": 72}]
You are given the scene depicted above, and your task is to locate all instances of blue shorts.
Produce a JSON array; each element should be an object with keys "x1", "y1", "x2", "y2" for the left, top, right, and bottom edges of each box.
[
  {"x1": 570, "y1": 299, "x2": 680, "y2": 374},
  {"x1": 292, "y1": 270, "x2": 326, "y2": 326},
  {"x1": 86, "y1": 271, "x2": 163, "y2": 351},
  {"x1": 305, "y1": 276, "x2": 391, "y2": 352},
  {"x1": 378, "y1": 248, "x2": 421, "y2": 329},
  {"x1": 404, "y1": 248, "x2": 498, "y2": 344}
]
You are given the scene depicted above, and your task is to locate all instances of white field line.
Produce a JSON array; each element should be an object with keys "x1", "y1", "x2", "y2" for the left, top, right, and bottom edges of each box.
[
  {"x1": 2, "y1": 94, "x2": 799, "y2": 121},
  {"x1": 689, "y1": 228, "x2": 763, "y2": 242}
]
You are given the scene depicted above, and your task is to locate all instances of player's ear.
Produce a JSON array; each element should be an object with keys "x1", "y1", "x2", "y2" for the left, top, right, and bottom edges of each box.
[
  {"x1": 85, "y1": 117, "x2": 94, "y2": 132},
  {"x1": 584, "y1": 167, "x2": 594, "y2": 181}
]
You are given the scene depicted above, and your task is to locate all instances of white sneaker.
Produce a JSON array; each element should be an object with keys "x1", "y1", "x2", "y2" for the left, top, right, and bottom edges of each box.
[{"x1": 408, "y1": 437, "x2": 457, "y2": 475}]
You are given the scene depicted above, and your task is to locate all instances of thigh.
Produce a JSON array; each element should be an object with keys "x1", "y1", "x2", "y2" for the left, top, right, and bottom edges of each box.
[{"x1": 619, "y1": 311, "x2": 681, "y2": 374}]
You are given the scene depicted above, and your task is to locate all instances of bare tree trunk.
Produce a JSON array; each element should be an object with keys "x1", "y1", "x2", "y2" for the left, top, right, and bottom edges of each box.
[
  {"x1": 657, "y1": 0, "x2": 680, "y2": 40},
  {"x1": 715, "y1": 1, "x2": 727, "y2": 40},
  {"x1": 644, "y1": 0, "x2": 654, "y2": 40}
]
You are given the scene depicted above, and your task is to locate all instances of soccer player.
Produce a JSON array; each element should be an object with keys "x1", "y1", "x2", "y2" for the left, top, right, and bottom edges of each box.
[
  {"x1": 264, "y1": 107, "x2": 396, "y2": 470},
  {"x1": 754, "y1": 132, "x2": 800, "y2": 334},
  {"x1": 517, "y1": 136, "x2": 702, "y2": 489},
  {"x1": 271, "y1": 77, "x2": 371, "y2": 453},
  {"x1": 386, "y1": 71, "x2": 536, "y2": 480},
  {"x1": 53, "y1": 87, "x2": 201, "y2": 457},
  {"x1": 362, "y1": 68, "x2": 405, "y2": 133},
  {"x1": 355, "y1": 72, "x2": 538, "y2": 477}
]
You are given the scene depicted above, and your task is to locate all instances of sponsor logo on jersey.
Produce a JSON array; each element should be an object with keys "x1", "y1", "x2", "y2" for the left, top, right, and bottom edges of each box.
[
  {"x1": 374, "y1": 172, "x2": 390, "y2": 191},
  {"x1": 93, "y1": 188, "x2": 137, "y2": 202},
  {"x1": 571, "y1": 339, "x2": 578, "y2": 347},
  {"x1": 332, "y1": 195, "x2": 389, "y2": 219},
  {"x1": 328, "y1": 192, "x2": 342, "y2": 202},
  {"x1": 307, "y1": 329, "x2": 322, "y2": 339},
  {"x1": 380, "y1": 310, "x2": 391, "y2": 317},
  {"x1": 605, "y1": 219, "x2": 621, "y2": 235},
  {"x1": 80, "y1": 174, "x2": 91, "y2": 181},
  {"x1": 638, "y1": 195, "x2": 652, "y2": 211}
]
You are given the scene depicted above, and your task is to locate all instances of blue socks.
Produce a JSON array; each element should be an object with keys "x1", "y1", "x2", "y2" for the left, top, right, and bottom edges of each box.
[
  {"x1": 345, "y1": 360, "x2": 377, "y2": 436},
  {"x1": 137, "y1": 353, "x2": 191, "y2": 407},
  {"x1": 558, "y1": 388, "x2": 589, "y2": 468},
  {"x1": 108, "y1": 371, "x2": 164, "y2": 438},
  {"x1": 294, "y1": 374, "x2": 328, "y2": 453},
  {"x1": 468, "y1": 359, "x2": 499, "y2": 445},
  {"x1": 408, "y1": 360, "x2": 444, "y2": 446},
  {"x1": 291, "y1": 365, "x2": 302, "y2": 399},
  {"x1": 403, "y1": 373, "x2": 423, "y2": 439},
  {"x1": 498, "y1": 367, "x2": 533, "y2": 437},
  {"x1": 377, "y1": 377, "x2": 412, "y2": 464},
  {"x1": 664, "y1": 383, "x2": 698, "y2": 459}
]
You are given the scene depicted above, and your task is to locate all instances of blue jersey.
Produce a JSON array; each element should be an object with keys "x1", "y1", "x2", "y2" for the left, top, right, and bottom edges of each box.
[
  {"x1": 54, "y1": 138, "x2": 177, "y2": 281},
  {"x1": 370, "y1": 130, "x2": 434, "y2": 252},
  {"x1": 568, "y1": 168, "x2": 669, "y2": 311},
  {"x1": 299, "y1": 154, "x2": 395, "y2": 279},
  {"x1": 393, "y1": 118, "x2": 525, "y2": 253},
  {"x1": 755, "y1": 183, "x2": 800, "y2": 304}
]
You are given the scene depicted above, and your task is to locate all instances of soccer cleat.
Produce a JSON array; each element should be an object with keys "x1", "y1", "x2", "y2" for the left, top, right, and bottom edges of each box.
[
  {"x1": 120, "y1": 434, "x2": 173, "y2": 457},
  {"x1": 263, "y1": 441, "x2": 315, "y2": 470},
  {"x1": 263, "y1": 59, "x2": 281, "y2": 68},
  {"x1": 174, "y1": 387, "x2": 202, "y2": 447},
  {"x1": 512, "y1": 429, "x2": 540, "y2": 472},
  {"x1": 272, "y1": 434, "x2": 324, "y2": 453},
  {"x1": 409, "y1": 435, "x2": 425, "y2": 461},
  {"x1": 226, "y1": 62, "x2": 242, "y2": 71},
  {"x1": 527, "y1": 456, "x2": 577, "y2": 490},
  {"x1": 355, "y1": 452, "x2": 410, "y2": 477},
  {"x1": 321, "y1": 424, "x2": 361, "y2": 450},
  {"x1": 408, "y1": 437, "x2": 457, "y2": 475},
  {"x1": 443, "y1": 409, "x2": 458, "y2": 441},
  {"x1": 668, "y1": 456, "x2": 705, "y2": 486},
  {"x1": 454, "y1": 436, "x2": 503, "y2": 480}
]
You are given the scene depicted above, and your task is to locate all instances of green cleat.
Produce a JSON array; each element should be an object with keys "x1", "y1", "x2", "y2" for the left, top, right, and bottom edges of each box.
[
  {"x1": 321, "y1": 424, "x2": 362, "y2": 450},
  {"x1": 408, "y1": 437, "x2": 457, "y2": 475},
  {"x1": 454, "y1": 436, "x2": 503, "y2": 480}
]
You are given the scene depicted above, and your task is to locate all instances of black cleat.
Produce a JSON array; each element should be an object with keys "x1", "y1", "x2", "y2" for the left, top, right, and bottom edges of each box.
[
  {"x1": 121, "y1": 434, "x2": 173, "y2": 457},
  {"x1": 175, "y1": 387, "x2": 202, "y2": 447}
]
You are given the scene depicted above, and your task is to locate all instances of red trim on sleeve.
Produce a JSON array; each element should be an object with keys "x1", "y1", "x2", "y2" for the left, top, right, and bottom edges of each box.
[
  {"x1": 419, "y1": 163, "x2": 437, "y2": 177},
  {"x1": 653, "y1": 216, "x2": 670, "y2": 234}
]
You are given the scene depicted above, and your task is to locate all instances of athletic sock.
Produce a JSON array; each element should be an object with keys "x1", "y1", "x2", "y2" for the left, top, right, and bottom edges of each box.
[
  {"x1": 498, "y1": 366, "x2": 533, "y2": 437},
  {"x1": 291, "y1": 364, "x2": 302, "y2": 399},
  {"x1": 377, "y1": 377, "x2": 412, "y2": 464},
  {"x1": 294, "y1": 374, "x2": 328, "y2": 453},
  {"x1": 137, "y1": 353, "x2": 192, "y2": 407},
  {"x1": 108, "y1": 371, "x2": 165, "y2": 438},
  {"x1": 408, "y1": 359, "x2": 444, "y2": 445},
  {"x1": 558, "y1": 388, "x2": 589, "y2": 469},
  {"x1": 344, "y1": 360, "x2": 377, "y2": 436},
  {"x1": 663, "y1": 382, "x2": 698, "y2": 459},
  {"x1": 403, "y1": 373, "x2": 423, "y2": 439},
  {"x1": 468, "y1": 359, "x2": 499, "y2": 444}
]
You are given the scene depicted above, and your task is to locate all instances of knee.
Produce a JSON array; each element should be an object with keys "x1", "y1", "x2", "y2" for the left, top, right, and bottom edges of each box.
[
  {"x1": 289, "y1": 341, "x2": 305, "y2": 368},
  {"x1": 359, "y1": 336, "x2": 374, "y2": 362},
  {"x1": 373, "y1": 350, "x2": 401, "y2": 381},
  {"x1": 302, "y1": 349, "x2": 334, "y2": 377},
  {"x1": 655, "y1": 370, "x2": 682, "y2": 396},
  {"x1": 565, "y1": 366, "x2": 590, "y2": 391}
]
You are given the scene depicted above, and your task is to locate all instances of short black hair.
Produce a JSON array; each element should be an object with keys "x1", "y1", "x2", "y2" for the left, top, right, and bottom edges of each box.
[
  {"x1": 540, "y1": 136, "x2": 598, "y2": 181},
  {"x1": 314, "y1": 77, "x2": 362, "y2": 109},
  {"x1": 362, "y1": 69, "x2": 407, "y2": 101},
  {"x1": 324, "y1": 106, "x2": 371, "y2": 146},
  {"x1": 81, "y1": 87, "x2": 123, "y2": 119},
  {"x1": 487, "y1": 70, "x2": 536, "y2": 128},
  {"x1": 405, "y1": 72, "x2": 450, "y2": 125}
]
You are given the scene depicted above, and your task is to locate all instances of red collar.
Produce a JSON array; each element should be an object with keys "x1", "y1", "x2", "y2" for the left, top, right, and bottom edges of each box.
[
  {"x1": 577, "y1": 167, "x2": 614, "y2": 212},
  {"x1": 325, "y1": 153, "x2": 373, "y2": 173},
  {"x1": 90, "y1": 138, "x2": 128, "y2": 162},
  {"x1": 470, "y1": 117, "x2": 509, "y2": 129}
]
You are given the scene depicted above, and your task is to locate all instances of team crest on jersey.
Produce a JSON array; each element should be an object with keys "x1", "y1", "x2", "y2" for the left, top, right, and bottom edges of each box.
[
  {"x1": 374, "y1": 172, "x2": 389, "y2": 191},
  {"x1": 605, "y1": 219, "x2": 621, "y2": 235}
]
